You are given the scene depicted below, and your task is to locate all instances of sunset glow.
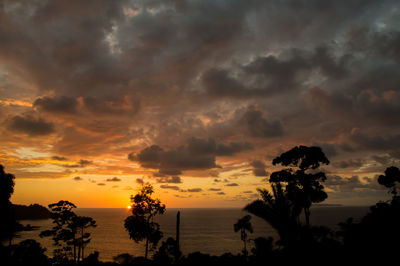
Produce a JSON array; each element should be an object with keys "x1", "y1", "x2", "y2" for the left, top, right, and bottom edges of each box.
[{"x1": 1, "y1": 0, "x2": 398, "y2": 209}]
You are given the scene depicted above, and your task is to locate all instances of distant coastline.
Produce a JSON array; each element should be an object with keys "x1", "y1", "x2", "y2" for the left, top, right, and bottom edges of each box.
[{"x1": 11, "y1": 204, "x2": 51, "y2": 220}]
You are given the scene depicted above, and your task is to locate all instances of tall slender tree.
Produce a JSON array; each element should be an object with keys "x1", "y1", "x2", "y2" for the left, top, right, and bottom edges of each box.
[
  {"x1": 234, "y1": 215, "x2": 253, "y2": 257},
  {"x1": 40, "y1": 200, "x2": 96, "y2": 263},
  {"x1": 125, "y1": 185, "x2": 165, "y2": 259}
]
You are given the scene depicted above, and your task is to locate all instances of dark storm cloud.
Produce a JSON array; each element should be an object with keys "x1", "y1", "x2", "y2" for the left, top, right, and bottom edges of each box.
[
  {"x1": 1, "y1": 0, "x2": 400, "y2": 205},
  {"x1": 240, "y1": 108, "x2": 284, "y2": 138},
  {"x1": 250, "y1": 160, "x2": 268, "y2": 177},
  {"x1": 187, "y1": 137, "x2": 253, "y2": 156},
  {"x1": 8, "y1": 115, "x2": 55, "y2": 136},
  {"x1": 312, "y1": 142, "x2": 338, "y2": 158},
  {"x1": 106, "y1": 177, "x2": 121, "y2": 182},
  {"x1": 129, "y1": 137, "x2": 251, "y2": 174},
  {"x1": 201, "y1": 45, "x2": 350, "y2": 99},
  {"x1": 348, "y1": 129, "x2": 400, "y2": 157},
  {"x1": 333, "y1": 159, "x2": 364, "y2": 169},
  {"x1": 33, "y1": 96, "x2": 79, "y2": 114},
  {"x1": 82, "y1": 96, "x2": 140, "y2": 116}
]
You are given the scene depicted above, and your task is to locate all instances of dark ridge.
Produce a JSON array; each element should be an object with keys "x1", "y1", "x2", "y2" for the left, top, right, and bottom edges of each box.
[{"x1": 11, "y1": 204, "x2": 51, "y2": 220}]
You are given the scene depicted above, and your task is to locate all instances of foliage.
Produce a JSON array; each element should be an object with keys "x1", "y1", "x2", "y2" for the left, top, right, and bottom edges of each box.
[
  {"x1": 245, "y1": 183, "x2": 300, "y2": 248},
  {"x1": 11, "y1": 239, "x2": 50, "y2": 266},
  {"x1": 0, "y1": 165, "x2": 21, "y2": 247},
  {"x1": 153, "y1": 237, "x2": 181, "y2": 264},
  {"x1": 378, "y1": 166, "x2": 400, "y2": 196},
  {"x1": 124, "y1": 184, "x2": 166, "y2": 259},
  {"x1": 270, "y1": 145, "x2": 329, "y2": 225},
  {"x1": 40, "y1": 200, "x2": 96, "y2": 263},
  {"x1": 234, "y1": 215, "x2": 253, "y2": 257},
  {"x1": 338, "y1": 166, "x2": 400, "y2": 257}
]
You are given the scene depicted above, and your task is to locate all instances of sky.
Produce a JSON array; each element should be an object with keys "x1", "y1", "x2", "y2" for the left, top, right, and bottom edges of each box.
[{"x1": 1, "y1": 0, "x2": 399, "y2": 208}]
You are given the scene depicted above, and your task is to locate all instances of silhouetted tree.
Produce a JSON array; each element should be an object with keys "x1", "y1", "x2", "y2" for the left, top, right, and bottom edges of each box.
[
  {"x1": 153, "y1": 237, "x2": 180, "y2": 264},
  {"x1": 11, "y1": 239, "x2": 50, "y2": 266},
  {"x1": 270, "y1": 145, "x2": 329, "y2": 225},
  {"x1": 245, "y1": 183, "x2": 300, "y2": 248},
  {"x1": 40, "y1": 200, "x2": 96, "y2": 263},
  {"x1": 234, "y1": 215, "x2": 253, "y2": 257},
  {"x1": 113, "y1": 253, "x2": 135, "y2": 265},
  {"x1": 124, "y1": 184, "x2": 166, "y2": 259},
  {"x1": 251, "y1": 237, "x2": 274, "y2": 261},
  {"x1": 378, "y1": 166, "x2": 400, "y2": 196},
  {"x1": 0, "y1": 165, "x2": 21, "y2": 251},
  {"x1": 338, "y1": 166, "x2": 400, "y2": 258},
  {"x1": 72, "y1": 215, "x2": 96, "y2": 262}
]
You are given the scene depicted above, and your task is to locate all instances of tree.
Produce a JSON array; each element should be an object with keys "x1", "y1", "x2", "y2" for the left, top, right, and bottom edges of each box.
[
  {"x1": 234, "y1": 215, "x2": 253, "y2": 257},
  {"x1": 124, "y1": 184, "x2": 166, "y2": 259},
  {"x1": 72, "y1": 216, "x2": 96, "y2": 262},
  {"x1": 270, "y1": 145, "x2": 329, "y2": 225},
  {"x1": 338, "y1": 166, "x2": 400, "y2": 257},
  {"x1": 0, "y1": 165, "x2": 21, "y2": 250},
  {"x1": 11, "y1": 239, "x2": 50, "y2": 266},
  {"x1": 378, "y1": 166, "x2": 400, "y2": 196},
  {"x1": 40, "y1": 200, "x2": 96, "y2": 263},
  {"x1": 245, "y1": 183, "x2": 300, "y2": 248}
]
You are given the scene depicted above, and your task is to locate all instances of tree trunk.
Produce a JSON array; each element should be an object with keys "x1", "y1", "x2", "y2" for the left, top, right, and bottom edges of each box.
[
  {"x1": 305, "y1": 207, "x2": 310, "y2": 226},
  {"x1": 145, "y1": 237, "x2": 149, "y2": 259},
  {"x1": 81, "y1": 227, "x2": 84, "y2": 260},
  {"x1": 77, "y1": 240, "x2": 81, "y2": 262},
  {"x1": 73, "y1": 243, "x2": 76, "y2": 263}
]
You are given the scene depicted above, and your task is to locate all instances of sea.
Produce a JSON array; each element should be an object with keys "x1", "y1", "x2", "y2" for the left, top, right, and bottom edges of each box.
[{"x1": 14, "y1": 206, "x2": 369, "y2": 262}]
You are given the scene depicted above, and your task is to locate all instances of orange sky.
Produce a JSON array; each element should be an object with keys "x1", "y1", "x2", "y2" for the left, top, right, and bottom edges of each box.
[{"x1": 1, "y1": 0, "x2": 399, "y2": 208}]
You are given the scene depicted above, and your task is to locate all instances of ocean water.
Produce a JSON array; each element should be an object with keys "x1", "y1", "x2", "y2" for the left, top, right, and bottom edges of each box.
[{"x1": 15, "y1": 207, "x2": 369, "y2": 262}]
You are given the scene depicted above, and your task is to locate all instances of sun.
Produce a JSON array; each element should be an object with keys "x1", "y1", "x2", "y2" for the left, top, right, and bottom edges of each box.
[{"x1": 127, "y1": 205, "x2": 131, "y2": 209}]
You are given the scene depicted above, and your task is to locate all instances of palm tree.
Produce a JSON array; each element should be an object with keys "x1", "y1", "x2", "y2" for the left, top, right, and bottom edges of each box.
[
  {"x1": 244, "y1": 183, "x2": 300, "y2": 249},
  {"x1": 234, "y1": 215, "x2": 253, "y2": 257}
]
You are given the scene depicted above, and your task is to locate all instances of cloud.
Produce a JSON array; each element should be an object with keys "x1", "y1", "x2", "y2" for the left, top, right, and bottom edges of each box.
[
  {"x1": 106, "y1": 177, "x2": 121, "y2": 182},
  {"x1": 217, "y1": 192, "x2": 225, "y2": 195},
  {"x1": 155, "y1": 176, "x2": 182, "y2": 184},
  {"x1": 1, "y1": 0, "x2": 400, "y2": 205},
  {"x1": 187, "y1": 188, "x2": 202, "y2": 192},
  {"x1": 97, "y1": 183, "x2": 106, "y2": 186},
  {"x1": 129, "y1": 138, "x2": 252, "y2": 174},
  {"x1": 250, "y1": 160, "x2": 268, "y2": 176},
  {"x1": 7, "y1": 115, "x2": 55, "y2": 136},
  {"x1": 33, "y1": 96, "x2": 79, "y2": 114},
  {"x1": 333, "y1": 159, "x2": 364, "y2": 169},
  {"x1": 52, "y1": 156, "x2": 68, "y2": 161},
  {"x1": 160, "y1": 184, "x2": 180, "y2": 191},
  {"x1": 73, "y1": 176, "x2": 83, "y2": 181},
  {"x1": 136, "y1": 178, "x2": 144, "y2": 184},
  {"x1": 226, "y1": 183, "x2": 239, "y2": 187},
  {"x1": 240, "y1": 107, "x2": 284, "y2": 138},
  {"x1": 209, "y1": 188, "x2": 222, "y2": 191},
  {"x1": 64, "y1": 159, "x2": 93, "y2": 168}
]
